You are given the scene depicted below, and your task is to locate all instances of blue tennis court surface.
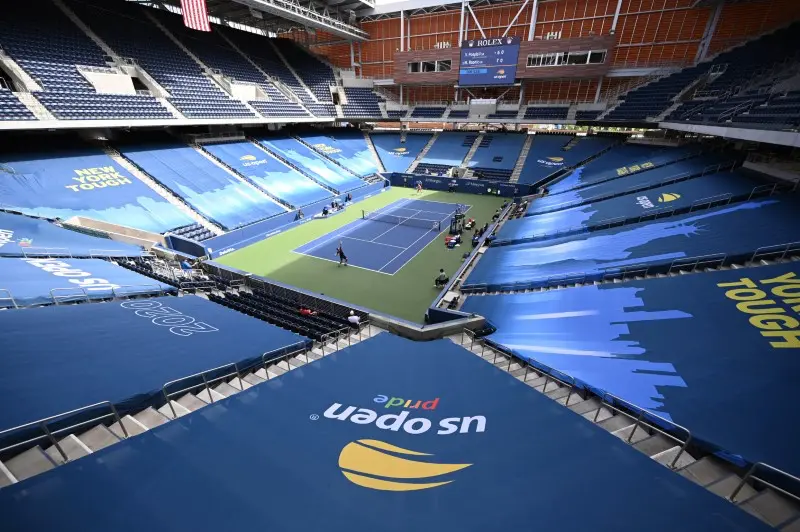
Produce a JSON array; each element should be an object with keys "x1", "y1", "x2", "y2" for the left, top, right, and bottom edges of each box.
[{"x1": 294, "y1": 199, "x2": 469, "y2": 275}]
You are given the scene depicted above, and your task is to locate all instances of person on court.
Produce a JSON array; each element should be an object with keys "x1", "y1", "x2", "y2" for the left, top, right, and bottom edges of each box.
[
  {"x1": 434, "y1": 269, "x2": 449, "y2": 288},
  {"x1": 335, "y1": 242, "x2": 348, "y2": 266},
  {"x1": 416, "y1": 181, "x2": 423, "y2": 194}
]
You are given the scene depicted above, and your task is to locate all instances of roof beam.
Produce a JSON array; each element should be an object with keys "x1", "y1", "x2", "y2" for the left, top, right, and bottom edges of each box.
[{"x1": 232, "y1": 0, "x2": 369, "y2": 40}]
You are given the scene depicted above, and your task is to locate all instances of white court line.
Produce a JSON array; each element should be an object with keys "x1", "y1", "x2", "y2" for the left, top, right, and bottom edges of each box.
[
  {"x1": 379, "y1": 205, "x2": 473, "y2": 275},
  {"x1": 341, "y1": 235, "x2": 406, "y2": 250},
  {"x1": 290, "y1": 250, "x2": 395, "y2": 276},
  {"x1": 368, "y1": 209, "x2": 423, "y2": 243},
  {"x1": 407, "y1": 198, "x2": 474, "y2": 208},
  {"x1": 297, "y1": 217, "x2": 372, "y2": 255}
]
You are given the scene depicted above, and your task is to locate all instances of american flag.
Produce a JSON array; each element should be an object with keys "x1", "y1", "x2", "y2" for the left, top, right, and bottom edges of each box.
[{"x1": 181, "y1": 0, "x2": 211, "y2": 32}]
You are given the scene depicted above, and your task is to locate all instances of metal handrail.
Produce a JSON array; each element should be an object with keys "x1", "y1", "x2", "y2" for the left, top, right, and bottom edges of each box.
[
  {"x1": 463, "y1": 327, "x2": 747, "y2": 479},
  {"x1": 0, "y1": 288, "x2": 18, "y2": 309},
  {"x1": 596, "y1": 392, "x2": 693, "y2": 469},
  {"x1": 462, "y1": 329, "x2": 578, "y2": 404},
  {"x1": 22, "y1": 247, "x2": 72, "y2": 258},
  {"x1": 0, "y1": 401, "x2": 127, "y2": 461},
  {"x1": 49, "y1": 287, "x2": 91, "y2": 305},
  {"x1": 110, "y1": 284, "x2": 165, "y2": 299},
  {"x1": 162, "y1": 362, "x2": 243, "y2": 419},
  {"x1": 730, "y1": 462, "x2": 800, "y2": 504},
  {"x1": 668, "y1": 253, "x2": 727, "y2": 273},
  {"x1": 750, "y1": 241, "x2": 800, "y2": 263},
  {"x1": 89, "y1": 249, "x2": 132, "y2": 258}
]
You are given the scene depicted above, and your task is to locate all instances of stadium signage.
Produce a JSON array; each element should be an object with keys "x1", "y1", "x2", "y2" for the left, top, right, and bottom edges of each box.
[
  {"x1": 616, "y1": 161, "x2": 654, "y2": 176},
  {"x1": 537, "y1": 157, "x2": 564, "y2": 167},
  {"x1": 239, "y1": 155, "x2": 268, "y2": 167},
  {"x1": 22, "y1": 258, "x2": 122, "y2": 291},
  {"x1": 637, "y1": 195, "x2": 655, "y2": 209},
  {"x1": 120, "y1": 299, "x2": 220, "y2": 337},
  {"x1": 64, "y1": 166, "x2": 132, "y2": 192},
  {"x1": 717, "y1": 271, "x2": 800, "y2": 348},
  {"x1": 322, "y1": 394, "x2": 486, "y2": 436}
]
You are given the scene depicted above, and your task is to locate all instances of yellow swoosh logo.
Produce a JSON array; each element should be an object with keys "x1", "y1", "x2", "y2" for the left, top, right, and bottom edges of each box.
[{"x1": 338, "y1": 439, "x2": 471, "y2": 491}]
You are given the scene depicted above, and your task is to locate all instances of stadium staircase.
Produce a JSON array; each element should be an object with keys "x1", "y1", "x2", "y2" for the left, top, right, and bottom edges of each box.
[
  {"x1": 52, "y1": 0, "x2": 118, "y2": 63},
  {"x1": 363, "y1": 131, "x2": 386, "y2": 173},
  {"x1": 460, "y1": 133, "x2": 485, "y2": 168},
  {"x1": 104, "y1": 147, "x2": 224, "y2": 235},
  {"x1": 216, "y1": 30, "x2": 309, "y2": 111},
  {"x1": 13, "y1": 91, "x2": 54, "y2": 120},
  {"x1": 509, "y1": 135, "x2": 533, "y2": 183},
  {"x1": 248, "y1": 138, "x2": 339, "y2": 195},
  {"x1": 143, "y1": 9, "x2": 260, "y2": 118},
  {"x1": 290, "y1": 135, "x2": 365, "y2": 180},
  {"x1": 192, "y1": 144, "x2": 295, "y2": 210},
  {"x1": 0, "y1": 303, "x2": 385, "y2": 487},
  {"x1": 0, "y1": 50, "x2": 42, "y2": 93},
  {"x1": 268, "y1": 41, "x2": 318, "y2": 103},
  {"x1": 292, "y1": 135, "x2": 362, "y2": 179},
  {"x1": 407, "y1": 132, "x2": 440, "y2": 173},
  {"x1": 444, "y1": 331, "x2": 800, "y2": 530}
]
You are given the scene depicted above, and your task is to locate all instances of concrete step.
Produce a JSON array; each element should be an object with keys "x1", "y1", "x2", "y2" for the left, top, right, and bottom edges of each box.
[
  {"x1": 267, "y1": 365, "x2": 287, "y2": 378},
  {"x1": 446, "y1": 334, "x2": 465, "y2": 346},
  {"x1": 244, "y1": 373, "x2": 266, "y2": 386},
  {"x1": 568, "y1": 397, "x2": 602, "y2": 415},
  {"x1": 305, "y1": 350, "x2": 323, "y2": 361},
  {"x1": 133, "y1": 407, "x2": 170, "y2": 429},
  {"x1": 275, "y1": 360, "x2": 292, "y2": 372},
  {"x1": 532, "y1": 379, "x2": 561, "y2": 394},
  {"x1": 555, "y1": 393, "x2": 588, "y2": 407},
  {"x1": 177, "y1": 393, "x2": 208, "y2": 412},
  {"x1": 195, "y1": 388, "x2": 226, "y2": 404},
  {"x1": 707, "y1": 474, "x2": 758, "y2": 501},
  {"x1": 0, "y1": 461, "x2": 17, "y2": 487},
  {"x1": 679, "y1": 456, "x2": 735, "y2": 486},
  {"x1": 782, "y1": 517, "x2": 800, "y2": 532},
  {"x1": 44, "y1": 434, "x2": 92, "y2": 464},
  {"x1": 227, "y1": 377, "x2": 246, "y2": 391},
  {"x1": 517, "y1": 370, "x2": 543, "y2": 383},
  {"x1": 254, "y1": 368, "x2": 270, "y2": 381},
  {"x1": 740, "y1": 490, "x2": 800, "y2": 527},
  {"x1": 286, "y1": 356, "x2": 306, "y2": 368},
  {"x1": 5, "y1": 446, "x2": 56, "y2": 481},
  {"x1": 611, "y1": 424, "x2": 651, "y2": 444},
  {"x1": 213, "y1": 381, "x2": 242, "y2": 397},
  {"x1": 632, "y1": 433, "x2": 676, "y2": 457},
  {"x1": 583, "y1": 406, "x2": 614, "y2": 423},
  {"x1": 311, "y1": 347, "x2": 325, "y2": 358},
  {"x1": 78, "y1": 425, "x2": 121, "y2": 452},
  {"x1": 109, "y1": 415, "x2": 147, "y2": 438},
  {"x1": 651, "y1": 446, "x2": 697, "y2": 469},
  {"x1": 159, "y1": 401, "x2": 191, "y2": 419},
  {"x1": 545, "y1": 386, "x2": 572, "y2": 401},
  {"x1": 597, "y1": 414, "x2": 637, "y2": 432}
]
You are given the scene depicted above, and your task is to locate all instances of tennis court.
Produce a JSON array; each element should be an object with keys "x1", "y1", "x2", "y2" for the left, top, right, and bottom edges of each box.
[{"x1": 293, "y1": 198, "x2": 469, "y2": 275}]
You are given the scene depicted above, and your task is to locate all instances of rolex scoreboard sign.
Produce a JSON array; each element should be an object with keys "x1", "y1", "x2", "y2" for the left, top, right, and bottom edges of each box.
[{"x1": 459, "y1": 36, "x2": 520, "y2": 86}]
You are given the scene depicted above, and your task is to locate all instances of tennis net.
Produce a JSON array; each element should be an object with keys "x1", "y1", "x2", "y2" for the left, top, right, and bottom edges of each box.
[{"x1": 362, "y1": 210, "x2": 442, "y2": 232}]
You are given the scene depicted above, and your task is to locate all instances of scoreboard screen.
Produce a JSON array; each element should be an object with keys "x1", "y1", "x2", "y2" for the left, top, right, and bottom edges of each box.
[{"x1": 458, "y1": 36, "x2": 520, "y2": 86}]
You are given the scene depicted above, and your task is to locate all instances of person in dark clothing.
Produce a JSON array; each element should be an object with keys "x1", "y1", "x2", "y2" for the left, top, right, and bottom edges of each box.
[
  {"x1": 434, "y1": 269, "x2": 449, "y2": 288},
  {"x1": 335, "y1": 242, "x2": 348, "y2": 266}
]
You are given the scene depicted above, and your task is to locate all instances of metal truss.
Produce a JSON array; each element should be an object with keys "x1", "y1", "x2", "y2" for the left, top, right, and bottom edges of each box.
[{"x1": 234, "y1": 0, "x2": 369, "y2": 40}]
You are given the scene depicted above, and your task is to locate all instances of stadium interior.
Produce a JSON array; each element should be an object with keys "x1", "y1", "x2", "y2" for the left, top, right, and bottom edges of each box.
[{"x1": 1, "y1": 0, "x2": 800, "y2": 530}]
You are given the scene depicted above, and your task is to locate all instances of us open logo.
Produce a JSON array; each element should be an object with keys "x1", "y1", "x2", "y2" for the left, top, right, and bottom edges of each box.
[{"x1": 314, "y1": 394, "x2": 485, "y2": 491}]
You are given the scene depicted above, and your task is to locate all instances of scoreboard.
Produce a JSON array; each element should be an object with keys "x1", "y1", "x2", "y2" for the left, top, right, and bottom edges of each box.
[{"x1": 458, "y1": 36, "x2": 520, "y2": 86}]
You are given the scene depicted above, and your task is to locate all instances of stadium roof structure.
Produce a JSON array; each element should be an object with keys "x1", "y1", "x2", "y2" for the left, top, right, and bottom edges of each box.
[
  {"x1": 137, "y1": 0, "x2": 369, "y2": 40},
  {"x1": 358, "y1": 0, "x2": 521, "y2": 19}
]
